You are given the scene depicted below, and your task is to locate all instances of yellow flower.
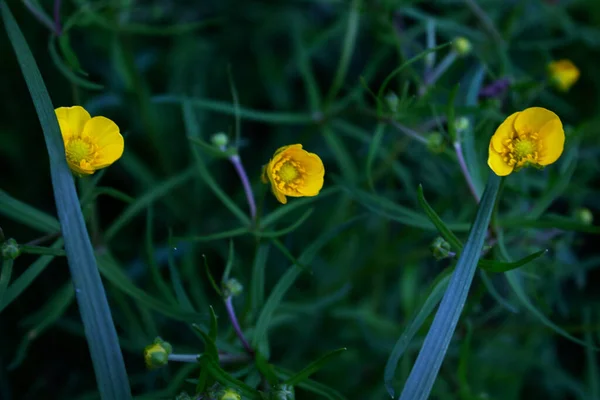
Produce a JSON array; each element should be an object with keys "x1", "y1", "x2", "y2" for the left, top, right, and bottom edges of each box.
[
  {"x1": 548, "y1": 59, "x2": 580, "y2": 92},
  {"x1": 487, "y1": 107, "x2": 564, "y2": 176},
  {"x1": 55, "y1": 106, "x2": 124, "y2": 175},
  {"x1": 261, "y1": 144, "x2": 324, "y2": 204}
]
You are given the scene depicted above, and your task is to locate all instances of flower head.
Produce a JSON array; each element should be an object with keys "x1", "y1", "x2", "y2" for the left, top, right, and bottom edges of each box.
[
  {"x1": 143, "y1": 337, "x2": 172, "y2": 369},
  {"x1": 261, "y1": 144, "x2": 324, "y2": 204},
  {"x1": 453, "y1": 37, "x2": 472, "y2": 56},
  {"x1": 487, "y1": 107, "x2": 564, "y2": 176},
  {"x1": 55, "y1": 106, "x2": 124, "y2": 175},
  {"x1": 548, "y1": 59, "x2": 580, "y2": 92}
]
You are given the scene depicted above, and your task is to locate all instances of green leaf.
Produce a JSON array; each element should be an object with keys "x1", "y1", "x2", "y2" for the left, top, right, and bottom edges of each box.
[
  {"x1": 255, "y1": 352, "x2": 279, "y2": 385},
  {"x1": 285, "y1": 348, "x2": 347, "y2": 386},
  {"x1": 192, "y1": 324, "x2": 218, "y2": 359},
  {"x1": 203, "y1": 255, "x2": 223, "y2": 297},
  {"x1": 498, "y1": 215, "x2": 600, "y2": 234},
  {"x1": 222, "y1": 240, "x2": 235, "y2": 282},
  {"x1": 365, "y1": 123, "x2": 386, "y2": 190},
  {"x1": 478, "y1": 250, "x2": 547, "y2": 273},
  {"x1": 384, "y1": 270, "x2": 451, "y2": 397},
  {"x1": 104, "y1": 166, "x2": 197, "y2": 241},
  {"x1": 250, "y1": 243, "x2": 270, "y2": 315},
  {"x1": 417, "y1": 185, "x2": 463, "y2": 250},
  {"x1": 0, "y1": 239, "x2": 63, "y2": 312},
  {"x1": 252, "y1": 215, "x2": 364, "y2": 356},
  {"x1": 57, "y1": 33, "x2": 83, "y2": 73},
  {"x1": 199, "y1": 355, "x2": 261, "y2": 399},
  {"x1": 0, "y1": 189, "x2": 60, "y2": 233},
  {"x1": 256, "y1": 208, "x2": 314, "y2": 238},
  {"x1": 167, "y1": 230, "x2": 194, "y2": 311},
  {"x1": 399, "y1": 174, "x2": 501, "y2": 400},
  {"x1": 9, "y1": 282, "x2": 74, "y2": 369},
  {"x1": 208, "y1": 305, "x2": 218, "y2": 342},
  {"x1": 18, "y1": 245, "x2": 66, "y2": 257},
  {"x1": 0, "y1": 259, "x2": 14, "y2": 310},
  {"x1": 145, "y1": 207, "x2": 176, "y2": 304},
  {"x1": 275, "y1": 367, "x2": 348, "y2": 400},
  {"x1": 0, "y1": 3, "x2": 131, "y2": 397},
  {"x1": 260, "y1": 187, "x2": 341, "y2": 228},
  {"x1": 48, "y1": 35, "x2": 103, "y2": 90},
  {"x1": 177, "y1": 226, "x2": 249, "y2": 243}
]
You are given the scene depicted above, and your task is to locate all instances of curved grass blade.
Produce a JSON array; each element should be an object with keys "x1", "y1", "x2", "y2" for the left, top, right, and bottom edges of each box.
[
  {"x1": 252, "y1": 215, "x2": 364, "y2": 356},
  {"x1": 104, "y1": 166, "x2": 196, "y2": 241},
  {"x1": 167, "y1": 231, "x2": 194, "y2": 311},
  {"x1": 285, "y1": 348, "x2": 347, "y2": 386},
  {"x1": 384, "y1": 271, "x2": 451, "y2": 397},
  {"x1": 479, "y1": 250, "x2": 547, "y2": 273},
  {"x1": 0, "y1": 3, "x2": 131, "y2": 397},
  {"x1": 250, "y1": 243, "x2": 270, "y2": 314},
  {"x1": 275, "y1": 366, "x2": 348, "y2": 400},
  {"x1": 399, "y1": 174, "x2": 501, "y2": 400},
  {"x1": 199, "y1": 355, "x2": 261, "y2": 399},
  {"x1": 0, "y1": 189, "x2": 60, "y2": 233},
  {"x1": 498, "y1": 215, "x2": 600, "y2": 234},
  {"x1": 260, "y1": 187, "x2": 341, "y2": 228},
  {"x1": 18, "y1": 245, "x2": 66, "y2": 256},
  {"x1": 366, "y1": 123, "x2": 386, "y2": 190},
  {"x1": 417, "y1": 185, "x2": 463, "y2": 250},
  {"x1": 256, "y1": 208, "x2": 314, "y2": 238},
  {"x1": 0, "y1": 239, "x2": 63, "y2": 312},
  {"x1": 478, "y1": 269, "x2": 518, "y2": 314},
  {"x1": 0, "y1": 259, "x2": 14, "y2": 310},
  {"x1": 48, "y1": 35, "x2": 103, "y2": 90}
]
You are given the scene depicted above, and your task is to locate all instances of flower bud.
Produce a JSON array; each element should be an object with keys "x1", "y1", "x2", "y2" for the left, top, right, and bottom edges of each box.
[
  {"x1": 454, "y1": 117, "x2": 470, "y2": 135},
  {"x1": 426, "y1": 132, "x2": 445, "y2": 154},
  {"x1": 575, "y1": 207, "x2": 593, "y2": 225},
  {"x1": 453, "y1": 37, "x2": 472, "y2": 57},
  {"x1": 222, "y1": 278, "x2": 243, "y2": 298},
  {"x1": 431, "y1": 237, "x2": 452, "y2": 260},
  {"x1": 144, "y1": 337, "x2": 172, "y2": 369},
  {"x1": 211, "y1": 132, "x2": 229, "y2": 149},
  {"x1": 217, "y1": 388, "x2": 242, "y2": 400},
  {"x1": 385, "y1": 91, "x2": 399, "y2": 113},
  {"x1": 1, "y1": 238, "x2": 20, "y2": 260},
  {"x1": 270, "y1": 384, "x2": 295, "y2": 400}
]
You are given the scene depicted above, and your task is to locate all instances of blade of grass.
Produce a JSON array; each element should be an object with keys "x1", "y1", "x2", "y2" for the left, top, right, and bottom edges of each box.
[
  {"x1": 0, "y1": 259, "x2": 14, "y2": 310},
  {"x1": 250, "y1": 243, "x2": 270, "y2": 314},
  {"x1": 1, "y1": 3, "x2": 131, "y2": 397},
  {"x1": 285, "y1": 348, "x2": 347, "y2": 386},
  {"x1": 255, "y1": 209, "x2": 314, "y2": 238},
  {"x1": 399, "y1": 174, "x2": 501, "y2": 400},
  {"x1": 366, "y1": 123, "x2": 386, "y2": 190},
  {"x1": 275, "y1": 366, "x2": 348, "y2": 400},
  {"x1": 0, "y1": 189, "x2": 60, "y2": 233}
]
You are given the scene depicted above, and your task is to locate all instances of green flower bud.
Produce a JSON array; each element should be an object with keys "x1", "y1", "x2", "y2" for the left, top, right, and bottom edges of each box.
[
  {"x1": 211, "y1": 132, "x2": 229, "y2": 148},
  {"x1": 431, "y1": 237, "x2": 452, "y2": 260},
  {"x1": 1, "y1": 238, "x2": 20, "y2": 260},
  {"x1": 144, "y1": 337, "x2": 172, "y2": 369},
  {"x1": 222, "y1": 278, "x2": 243, "y2": 298},
  {"x1": 575, "y1": 207, "x2": 593, "y2": 225},
  {"x1": 217, "y1": 388, "x2": 242, "y2": 400},
  {"x1": 454, "y1": 117, "x2": 470, "y2": 135},
  {"x1": 426, "y1": 132, "x2": 446, "y2": 154},
  {"x1": 453, "y1": 37, "x2": 472, "y2": 56},
  {"x1": 270, "y1": 384, "x2": 295, "y2": 400},
  {"x1": 385, "y1": 91, "x2": 399, "y2": 113}
]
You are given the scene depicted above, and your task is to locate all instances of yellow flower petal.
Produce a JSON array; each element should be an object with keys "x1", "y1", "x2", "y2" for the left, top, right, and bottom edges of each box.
[
  {"x1": 537, "y1": 118, "x2": 564, "y2": 166},
  {"x1": 272, "y1": 186, "x2": 287, "y2": 204},
  {"x1": 55, "y1": 106, "x2": 91, "y2": 141},
  {"x1": 491, "y1": 112, "x2": 519, "y2": 153},
  {"x1": 548, "y1": 59, "x2": 580, "y2": 92},
  {"x1": 487, "y1": 143, "x2": 514, "y2": 176},
  {"x1": 82, "y1": 116, "x2": 124, "y2": 168},
  {"x1": 513, "y1": 107, "x2": 559, "y2": 135}
]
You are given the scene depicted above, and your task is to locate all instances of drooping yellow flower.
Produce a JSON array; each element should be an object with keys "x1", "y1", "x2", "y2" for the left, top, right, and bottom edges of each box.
[
  {"x1": 261, "y1": 144, "x2": 324, "y2": 204},
  {"x1": 548, "y1": 59, "x2": 580, "y2": 92},
  {"x1": 55, "y1": 106, "x2": 124, "y2": 175},
  {"x1": 487, "y1": 107, "x2": 564, "y2": 176}
]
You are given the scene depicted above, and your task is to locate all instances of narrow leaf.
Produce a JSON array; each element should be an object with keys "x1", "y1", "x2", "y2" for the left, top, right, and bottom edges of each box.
[
  {"x1": 199, "y1": 355, "x2": 261, "y2": 398},
  {"x1": 0, "y1": 3, "x2": 131, "y2": 397},
  {"x1": 285, "y1": 348, "x2": 347, "y2": 386},
  {"x1": 479, "y1": 250, "x2": 547, "y2": 273}
]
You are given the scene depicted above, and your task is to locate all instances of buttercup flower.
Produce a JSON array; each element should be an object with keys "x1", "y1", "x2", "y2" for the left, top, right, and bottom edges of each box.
[
  {"x1": 55, "y1": 106, "x2": 124, "y2": 175},
  {"x1": 261, "y1": 144, "x2": 324, "y2": 204},
  {"x1": 487, "y1": 107, "x2": 564, "y2": 176},
  {"x1": 548, "y1": 59, "x2": 580, "y2": 92}
]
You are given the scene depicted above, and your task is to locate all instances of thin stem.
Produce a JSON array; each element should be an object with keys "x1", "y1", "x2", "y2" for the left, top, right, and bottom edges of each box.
[
  {"x1": 424, "y1": 51, "x2": 457, "y2": 87},
  {"x1": 229, "y1": 154, "x2": 257, "y2": 223},
  {"x1": 463, "y1": 0, "x2": 503, "y2": 45},
  {"x1": 53, "y1": 0, "x2": 62, "y2": 35},
  {"x1": 25, "y1": 231, "x2": 61, "y2": 246},
  {"x1": 22, "y1": 0, "x2": 57, "y2": 34},
  {"x1": 390, "y1": 120, "x2": 429, "y2": 145},
  {"x1": 454, "y1": 141, "x2": 480, "y2": 203},
  {"x1": 224, "y1": 296, "x2": 254, "y2": 356},
  {"x1": 168, "y1": 352, "x2": 250, "y2": 364}
]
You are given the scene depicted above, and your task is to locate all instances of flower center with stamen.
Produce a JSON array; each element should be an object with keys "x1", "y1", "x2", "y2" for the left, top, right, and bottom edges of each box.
[
  {"x1": 502, "y1": 133, "x2": 541, "y2": 168},
  {"x1": 66, "y1": 138, "x2": 96, "y2": 167},
  {"x1": 278, "y1": 162, "x2": 298, "y2": 183}
]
